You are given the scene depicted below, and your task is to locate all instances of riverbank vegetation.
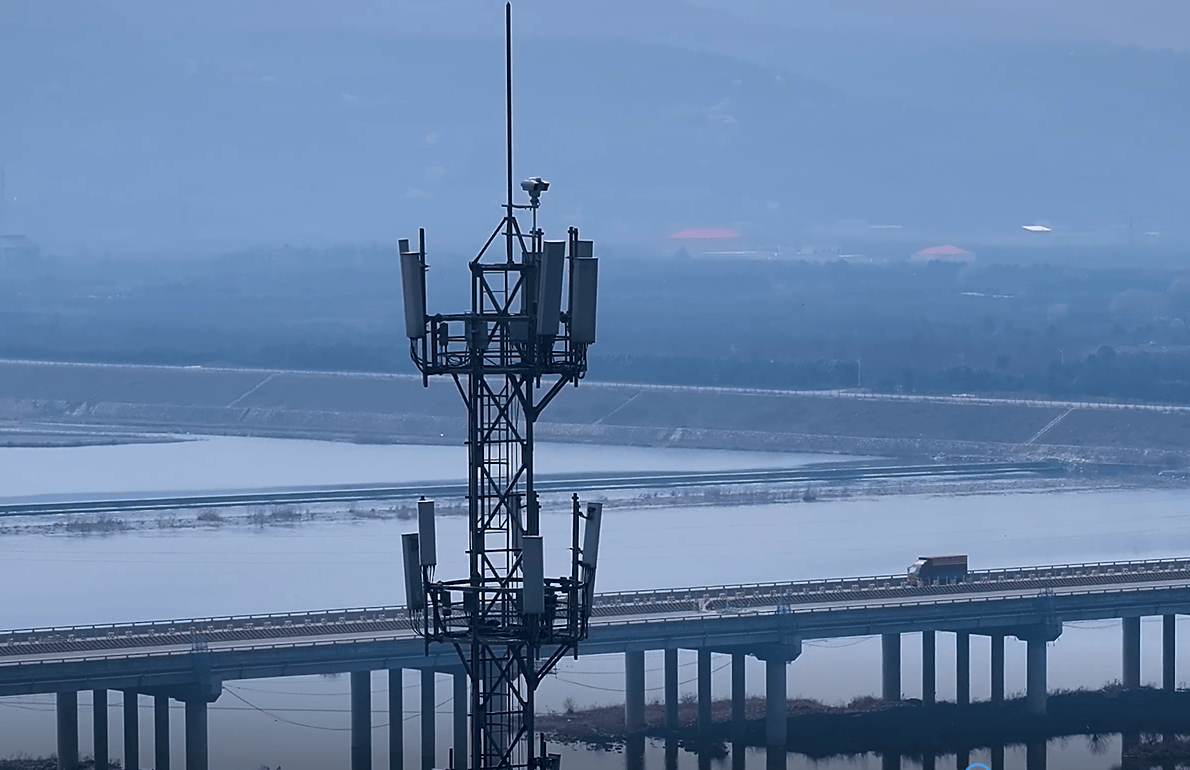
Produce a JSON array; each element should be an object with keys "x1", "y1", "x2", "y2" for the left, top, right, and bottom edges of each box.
[{"x1": 4, "y1": 253, "x2": 1190, "y2": 403}]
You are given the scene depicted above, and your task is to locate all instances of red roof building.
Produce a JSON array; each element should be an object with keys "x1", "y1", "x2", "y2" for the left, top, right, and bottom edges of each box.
[{"x1": 911, "y1": 244, "x2": 974, "y2": 262}]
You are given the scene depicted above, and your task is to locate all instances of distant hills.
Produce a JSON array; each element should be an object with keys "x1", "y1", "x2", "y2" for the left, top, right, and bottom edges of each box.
[{"x1": 3, "y1": 1, "x2": 1188, "y2": 252}]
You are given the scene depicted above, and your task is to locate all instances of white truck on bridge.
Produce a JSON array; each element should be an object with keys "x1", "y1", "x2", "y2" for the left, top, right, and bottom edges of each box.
[{"x1": 907, "y1": 554, "x2": 968, "y2": 586}]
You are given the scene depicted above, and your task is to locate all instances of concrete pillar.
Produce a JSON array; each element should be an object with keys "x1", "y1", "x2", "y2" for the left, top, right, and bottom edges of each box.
[
  {"x1": 389, "y1": 670, "x2": 403, "y2": 770},
  {"x1": 154, "y1": 695, "x2": 170, "y2": 770},
  {"x1": 990, "y1": 634, "x2": 1005, "y2": 704},
  {"x1": 765, "y1": 659, "x2": 786, "y2": 748},
  {"x1": 351, "y1": 671, "x2": 372, "y2": 770},
  {"x1": 922, "y1": 753, "x2": 935, "y2": 770},
  {"x1": 56, "y1": 691, "x2": 79, "y2": 770},
  {"x1": 1164, "y1": 615, "x2": 1177, "y2": 693},
  {"x1": 1026, "y1": 638, "x2": 1047, "y2": 715},
  {"x1": 881, "y1": 633, "x2": 901, "y2": 702},
  {"x1": 664, "y1": 648, "x2": 679, "y2": 730},
  {"x1": 93, "y1": 689, "x2": 109, "y2": 770},
  {"x1": 625, "y1": 651, "x2": 646, "y2": 732},
  {"x1": 955, "y1": 632, "x2": 970, "y2": 706},
  {"x1": 955, "y1": 751, "x2": 969, "y2": 770},
  {"x1": 122, "y1": 692, "x2": 139, "y2": 770},
  {"x1": 697, "y1": 649, "x2": 712, "y2": 733},
  {"x1": 921, "y1": 631, "x2": 935, "y2": 705},
  {"x1": 420, "y1": 669, "x2": 435, "y2": 770},
  {"x1": 882, "y1": 753, "x2": 901, "y2": 770},
  {"x1": 731, "y1": 652, "x2": 746, "y2": 742},
  {"x1": 184, "y1": 700, "x2": 208, "y2": 770},
  {"x1": 1123, "y1": 616, "x2": 1142, "y2": 688},
  {"x1": 453, "y1": 671, "x2": 467, "y2": 770}
]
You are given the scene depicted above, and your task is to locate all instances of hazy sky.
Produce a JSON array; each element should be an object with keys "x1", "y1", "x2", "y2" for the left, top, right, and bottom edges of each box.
[{"x1": 3, "y1": 1, "x2": 1188, "y2": 253}]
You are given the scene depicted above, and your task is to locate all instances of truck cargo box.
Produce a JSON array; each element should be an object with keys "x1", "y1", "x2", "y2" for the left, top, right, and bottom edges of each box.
[{"x1": 907, "y1": 555, "x2": 968, "y2": 586}]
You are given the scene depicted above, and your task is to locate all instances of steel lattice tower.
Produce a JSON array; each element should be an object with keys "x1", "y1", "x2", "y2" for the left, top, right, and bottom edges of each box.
[{"x1": 399, "y1": 6, "x2": 603, "y2": 770}]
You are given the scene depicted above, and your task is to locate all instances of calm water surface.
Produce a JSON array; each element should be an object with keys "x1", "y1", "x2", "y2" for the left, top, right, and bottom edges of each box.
[{"x1": 1, "y1": 438, "x2": 1188, "y2": 768}]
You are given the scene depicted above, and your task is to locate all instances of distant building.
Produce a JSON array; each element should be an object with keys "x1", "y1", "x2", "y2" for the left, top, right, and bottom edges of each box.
[
  {"x1": 0, "y1": 234, "x2": 40, "y2": 264},
  {"x1": 669, "y1": 227, "x2": 774, "y2": 260},
  {"x1": 911, "y1": 244, "x2": 974, "y2": 263}
]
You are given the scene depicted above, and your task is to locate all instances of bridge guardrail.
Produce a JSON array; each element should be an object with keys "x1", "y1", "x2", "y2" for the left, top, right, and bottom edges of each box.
[
  {"x1": 4, "y1": 556, "x2": 1190, "y2": 644},
  {"x1": 4, "y1": 580, "x2": 1190, "y2": 671}
]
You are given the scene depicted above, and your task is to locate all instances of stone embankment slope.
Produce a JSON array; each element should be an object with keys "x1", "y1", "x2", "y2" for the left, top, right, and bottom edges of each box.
[{"x1": 0, "y1": 359, "x2": 1187, "y2": 466}]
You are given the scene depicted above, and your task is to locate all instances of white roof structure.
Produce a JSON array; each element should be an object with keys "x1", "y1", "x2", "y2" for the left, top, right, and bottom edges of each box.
[{"x1": 1022, "y1": 224, "x2": 1052, "y2": 233}]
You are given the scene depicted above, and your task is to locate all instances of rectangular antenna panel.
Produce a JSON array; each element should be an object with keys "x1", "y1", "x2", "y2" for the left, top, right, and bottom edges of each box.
[
  {"x1": 522, "y1": 535, "x2": 545, "y2": 615},
  {"x1": 400, "y1": 249, "x2": 426, "y2": 339},
  {"x1": 401, "y1": 533, "x2": 425, "y2": 610},
  {"x1": 571, "y1": 257, "x2": 599, "y2": 344},
  {"x1": 582, "y1": 502, "x2": 603, "y2": 568},
  {"x1": 511, "y1": 493, "x2": 524, "y2": 551},
  {"x1": 537, "y1": 240, "x2": 566, "y2": 338},
  {"x1": 417, "y1": 499, "x2": 437, "y2": 566}
]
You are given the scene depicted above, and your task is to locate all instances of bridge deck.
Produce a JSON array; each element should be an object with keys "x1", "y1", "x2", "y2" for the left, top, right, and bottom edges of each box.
[{"x1": 1, "y1": 557, "x2": 1189, "y2": 696}]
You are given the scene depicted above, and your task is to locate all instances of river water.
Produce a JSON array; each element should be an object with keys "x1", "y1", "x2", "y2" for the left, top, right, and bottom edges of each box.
[{"x1": 1, "y1": 436, "x2": 1188, "y2": 769}]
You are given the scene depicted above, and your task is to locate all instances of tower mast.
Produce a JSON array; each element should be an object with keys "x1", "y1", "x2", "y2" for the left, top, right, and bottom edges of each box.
[{"x1": 399, "y1": 6, "x2": 603, "y2": 770}]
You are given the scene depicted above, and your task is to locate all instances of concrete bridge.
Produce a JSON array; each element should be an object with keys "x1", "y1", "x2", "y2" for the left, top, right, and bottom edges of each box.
[{"x1": 4, "y1": 557, "x2": 1190, "y2": 770}]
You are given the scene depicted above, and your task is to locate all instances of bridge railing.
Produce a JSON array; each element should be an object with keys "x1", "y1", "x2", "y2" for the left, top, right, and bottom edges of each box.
[
  {"x1": 593, "y1": 556, "x2": 1190, "y2": 607},
  {"x1": 5, "y1": 581, "x2": 1189, "y2": 671},
  {"x1": 4, "y1": 556, "x2": 1190, "y2": 643},
  {"x1": 0, "y1": 606, "x2": 410, "y2": 644}
]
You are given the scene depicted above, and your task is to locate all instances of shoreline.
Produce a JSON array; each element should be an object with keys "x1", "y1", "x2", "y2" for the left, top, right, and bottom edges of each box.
[
  {"x1": 537, "y1": 687, "x2": 1190, "y2": 757},
  {"x1": 0, "y1": 470, "x2": 1164, "y2": 538}
]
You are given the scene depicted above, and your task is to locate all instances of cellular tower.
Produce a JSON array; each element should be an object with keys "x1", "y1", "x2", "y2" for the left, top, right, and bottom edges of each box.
[{"x1": 398, "y1": 5, "x2": 603, "y2": 770}]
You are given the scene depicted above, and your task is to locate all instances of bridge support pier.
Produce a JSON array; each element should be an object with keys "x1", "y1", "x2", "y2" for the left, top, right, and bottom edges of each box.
[
  {"x1": 990, "y1": 634, "x2": 1005, "y2": 704},
  {"x1": 122, "y1": 692, "x2": 138, "y2": 770},
  {"x1": 453, "y1": 671, "x2": 467, "y2": 770},
  {"x1": 955, "y1": 632, "x2": 970, "y2": 706},
  {"x1": 1026, "y1": 638, "x2": 1048, "y2": 715},
  {"x1": 1123, "y1": 616, "x2": 1141, "y2": 688},
  {"x1": 625, "y1": 651, "x2": 646, "y2": 732},
  {"x1": 921, "y1": 631, "x2": 935, "y2": 705},
  {"x1": 697, "y1": 649, "x2": 712, "y2": 733},
  {"x1": 1164, "y1": 615, "x2": 1177, "y2": 692},
  {"x1": 881, "y1": 633, "x2": 901, "y2": 702},
  {"x1": 731, "y1": 652, "x2": 746, "y2": 742},
  {"x1": 420, "y1": 669, "x2": 435, "y2": 770},
  {"x1": 154, "y1": 694, "x2": 170, "y2": 770},
  {"x1": 389, "y1": 670, "x2": 403, "y2": 770},
  {"x1": 765, "y1": 659, "x2": 786, "y2": 747},
  {"x1": 93, "y1": 689, "x2": 109, "y2": 770},
  {"x1": 184, "y1": 699, "x2": 208, "y2": 770},
  {"x1": 57, "y1": 691, "x2": 79, "y2": 770},
  {"x1": 351, "y1": 670, "x2": 372, "y2": 770},
  {"x1": 664, "y1": 649, "x2": 679, "y2": 730}
]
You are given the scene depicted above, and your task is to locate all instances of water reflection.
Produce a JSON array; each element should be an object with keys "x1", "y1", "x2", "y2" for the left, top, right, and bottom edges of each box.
[
  {"x1": 626, "y1": 736, "x2": 645, "y2": 770},
  {"x1": 991, "y1": 743, "x2": 1005, "y2": 770},
  {"x1": 1027, "y1": 740, "x2": 1047, "y2": 770},
  {"x1": 732, "y1": 741, "x2": 746, "y2": 770}
]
